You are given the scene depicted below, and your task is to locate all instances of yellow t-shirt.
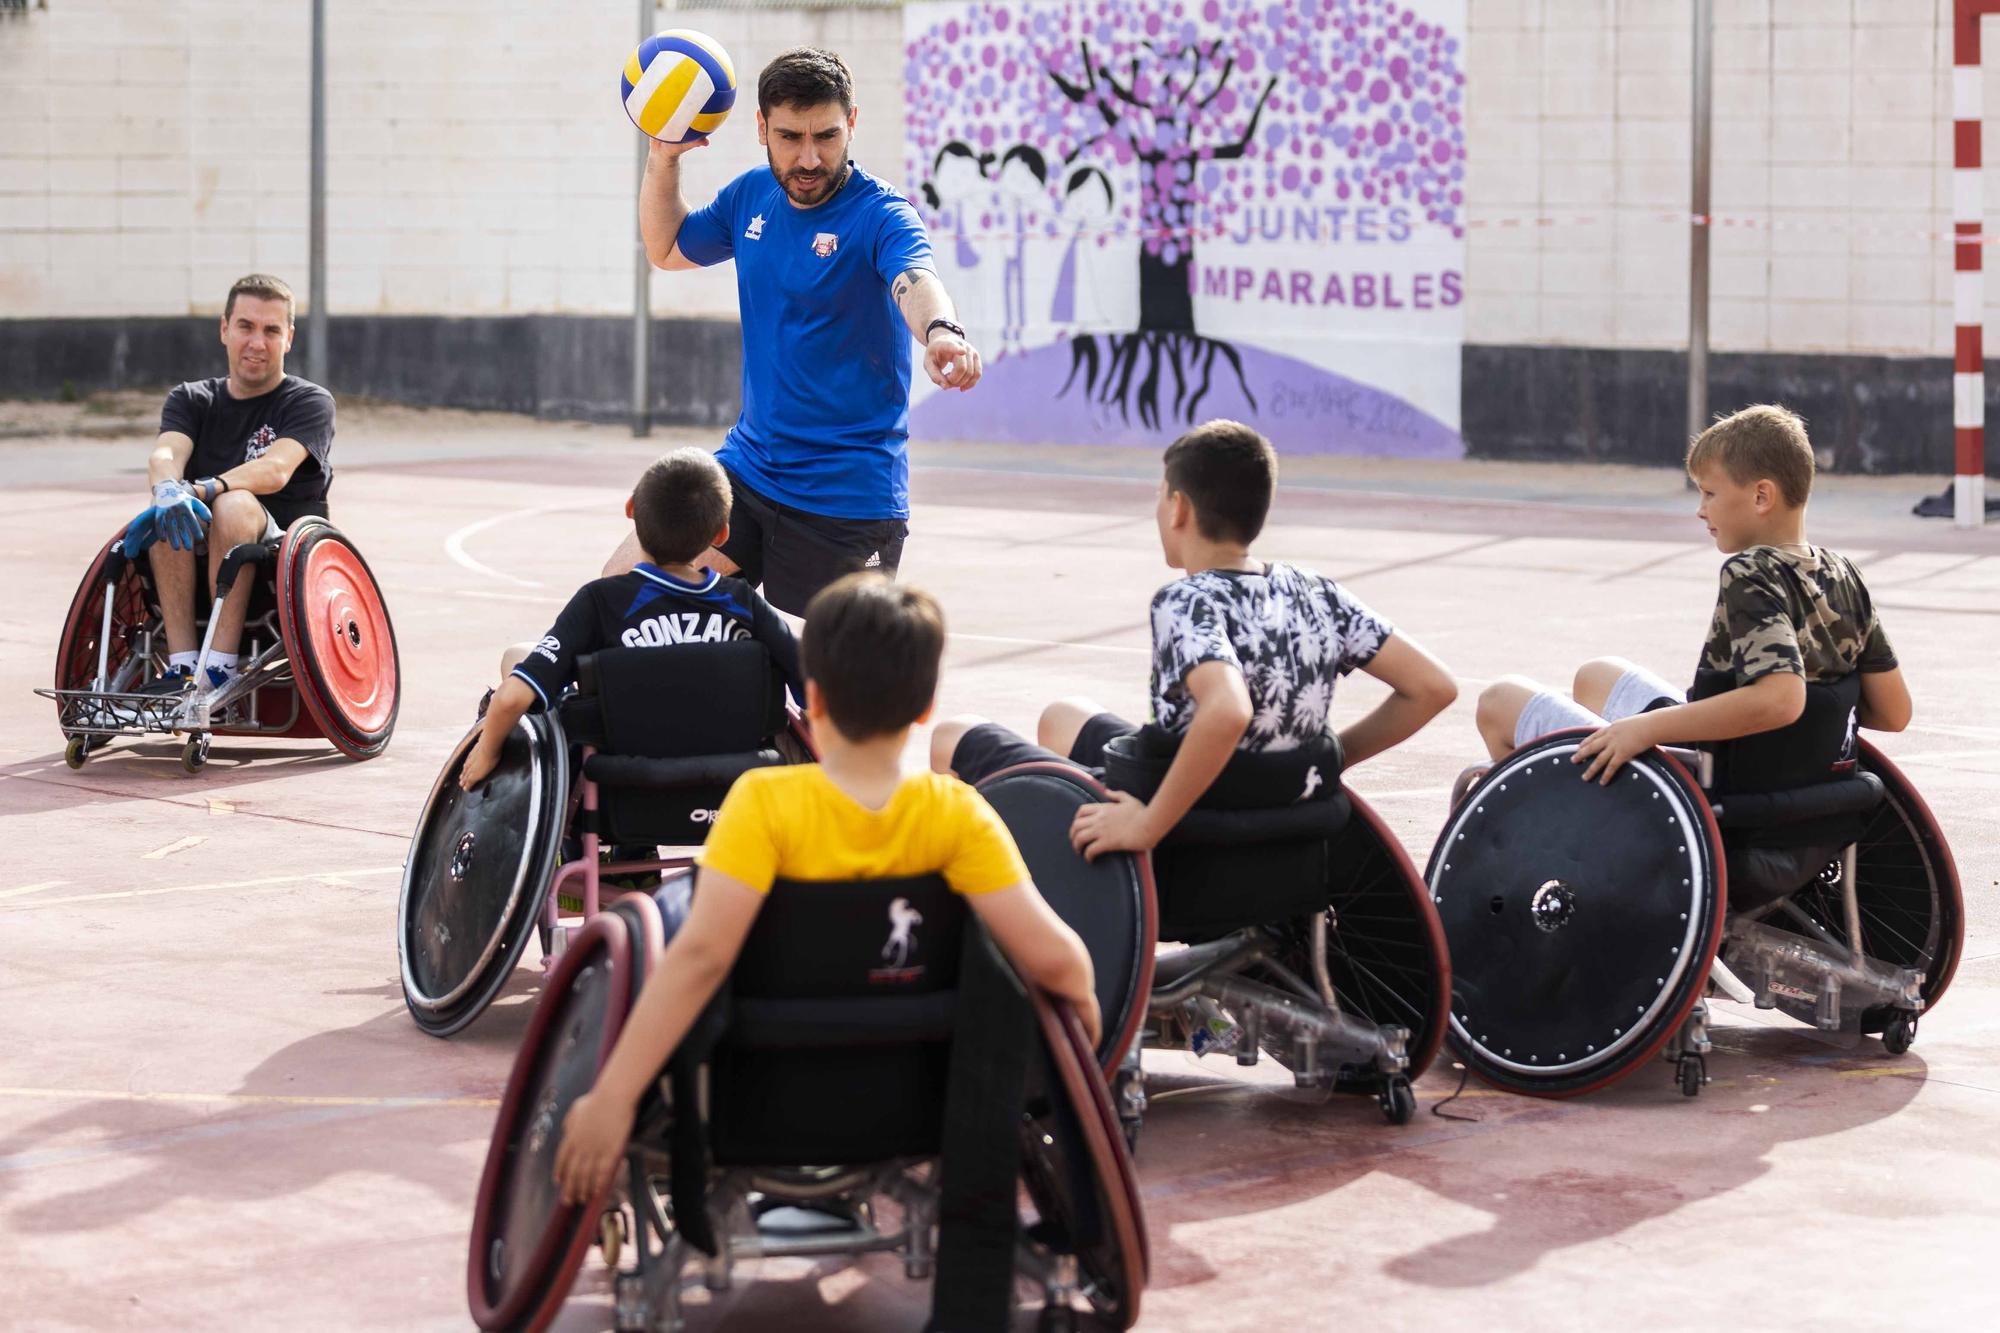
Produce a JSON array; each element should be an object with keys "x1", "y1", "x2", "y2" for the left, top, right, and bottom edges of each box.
[{"x1": 697, "y1": 766, "x2": 1029, "y2": 896}]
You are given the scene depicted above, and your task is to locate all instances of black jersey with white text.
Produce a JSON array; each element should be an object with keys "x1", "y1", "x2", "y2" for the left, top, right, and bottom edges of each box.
[{"x1": 510, "y1": 564, "x2": 803, "y2": 709}]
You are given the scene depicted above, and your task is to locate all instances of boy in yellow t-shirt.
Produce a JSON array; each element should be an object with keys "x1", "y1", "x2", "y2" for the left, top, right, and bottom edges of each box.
[{"x1": 553, "y1": 573, "x2": 1100, "y2": 1205}]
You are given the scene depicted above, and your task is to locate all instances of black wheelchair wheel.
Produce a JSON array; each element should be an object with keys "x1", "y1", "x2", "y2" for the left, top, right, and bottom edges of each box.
[
  {"x1": 1256, "y1": 789, "x2": 1452, "y2": 1084},
  {"x1": 399, "y1": 713, "x2": 569, "y2": 1037},
  {"x1": 1733, "y1": 739, "x2": 1963, "y2": 1031},
  {"x1": 1426, "y1": 733, "x2": 1726, "y2": 1097}
]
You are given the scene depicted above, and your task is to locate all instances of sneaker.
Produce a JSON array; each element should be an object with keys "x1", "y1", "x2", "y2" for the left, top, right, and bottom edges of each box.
[
  {"x1": 600, "y1": 844, "x2": 661, "y2": 896},
  {"x1": 475, "y1": 686, "x2": 493, "y2": 721},
  {"x1": 204, "y1": 665, "x2": 235, "y2": 691},
  {"x1": 136, "y1": 664, "x2": 195, "y2": 696}
]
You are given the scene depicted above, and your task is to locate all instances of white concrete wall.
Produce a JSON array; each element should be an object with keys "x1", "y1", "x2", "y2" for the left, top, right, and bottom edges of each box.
[
  {"x1": 0, "y1": 0, "x2": 904, "y2": 321},
  {"x1": 1464, "y1": 0, "x2": 1957, "y2": 357}
]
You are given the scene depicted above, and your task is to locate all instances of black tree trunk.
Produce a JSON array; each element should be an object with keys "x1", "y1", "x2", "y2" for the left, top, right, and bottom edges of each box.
[{"x1": 1138, "y1": 242, "x2": 1195, "y2": 333}]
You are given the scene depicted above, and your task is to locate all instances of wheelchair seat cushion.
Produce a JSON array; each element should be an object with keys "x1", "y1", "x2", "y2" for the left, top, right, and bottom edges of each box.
[{"x1": 1101, "y1": 725, "x2": 1344, "y2": 812}]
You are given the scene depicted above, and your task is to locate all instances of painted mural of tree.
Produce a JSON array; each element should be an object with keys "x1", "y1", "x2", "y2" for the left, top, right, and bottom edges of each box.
[{"x1": 905, "y1": 0, "x2": 1467, "y2": 430}]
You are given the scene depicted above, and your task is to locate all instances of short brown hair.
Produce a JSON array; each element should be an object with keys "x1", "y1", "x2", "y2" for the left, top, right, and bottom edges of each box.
[
  {"x1": 1162, "y1": 419, "x2": 1279, "y2": 544},
  {"x1": 1686, "y1": 404, "x2": 1815, "y2": 508},
  {"x1": 757, "y1": 47, "x2": 854, "y2": 116},
  {"x1": 631, "y1": 448, "x2": 732, "y2": 565},
  {"x1": 800, "y1": 574, "x2": 944, "y2": 740},
  {"x1": 224, "y1": 274, "x2": 294, "y2": 324}
]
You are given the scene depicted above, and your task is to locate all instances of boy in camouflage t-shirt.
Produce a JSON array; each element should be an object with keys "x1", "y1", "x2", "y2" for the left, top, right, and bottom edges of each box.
[{"x1": 1473, "y1": 403, "x2": 1912, "y2": 784}]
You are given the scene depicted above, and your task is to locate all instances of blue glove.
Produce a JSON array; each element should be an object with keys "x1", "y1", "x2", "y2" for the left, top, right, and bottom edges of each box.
[
  {"x1": 122, "y1": 506, "x2": 160, "y2": 558},
  {"x1": 153, "y1": 479, "x2": 212, "y2": 551}
]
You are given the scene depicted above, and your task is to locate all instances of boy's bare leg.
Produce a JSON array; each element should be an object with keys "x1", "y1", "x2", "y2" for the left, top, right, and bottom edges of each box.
[
  {"x1": 1474, "y1": 677, "x2": 1545, "y2": 760},
  {"x1": 1572, "y1": 656, "x2": 1640, "y2": 716},
  {"x1": 601, "y1": 527, "x2": 739, "y2": 578},
  {"x1": 928, "y1": 715, "x2": 989, "y2": 776},
  {"x1": 500, "y1": 643, "x2": 531, "y2": 675},
  {"x1": 1036, "y1": 696, "x2": 1107, "y2": 758}
]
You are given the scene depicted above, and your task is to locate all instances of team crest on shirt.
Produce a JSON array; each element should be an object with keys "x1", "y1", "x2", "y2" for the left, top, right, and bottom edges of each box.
[
  {"x1": 812, "y1": 232, "x2": 839, "y2": 258},
  {"x1": 243, "y1": 424, "x2": 277, "y2": 460}
]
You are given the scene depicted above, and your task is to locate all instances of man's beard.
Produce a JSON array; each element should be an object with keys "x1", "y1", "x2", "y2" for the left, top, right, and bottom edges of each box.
[{"x1": 770, "y1": 149, "x2": 848, "y2": 206}]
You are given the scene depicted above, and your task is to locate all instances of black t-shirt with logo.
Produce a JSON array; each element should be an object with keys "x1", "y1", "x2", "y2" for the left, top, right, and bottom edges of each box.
[
  {"x1": 159, "y1": 375, "x2": 335, "y2": 504},
  {"x1": 511, "y1": 564, "x2": 803, "y2": 710}
]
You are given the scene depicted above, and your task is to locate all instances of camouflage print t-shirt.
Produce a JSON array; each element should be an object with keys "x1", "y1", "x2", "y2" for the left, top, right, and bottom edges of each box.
[{"x1": 1698, "y1": 544, "x2": 1896, "y2": 687}]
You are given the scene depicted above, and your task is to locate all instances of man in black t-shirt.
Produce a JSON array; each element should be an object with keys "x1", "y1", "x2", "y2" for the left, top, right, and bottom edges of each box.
[{"x1": 126, "y1": 273, "x2": 336, "y2": 692}]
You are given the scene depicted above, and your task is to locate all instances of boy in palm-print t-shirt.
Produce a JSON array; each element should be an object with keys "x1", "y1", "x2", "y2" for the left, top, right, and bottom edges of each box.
[{"x1": 931, "y1": 420, "x2": 1458, "y2": 862}]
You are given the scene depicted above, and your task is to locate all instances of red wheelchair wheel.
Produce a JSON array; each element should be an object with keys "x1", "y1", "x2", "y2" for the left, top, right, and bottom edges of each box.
[
  {"x1": 278, "y1": 517, "x2": 400, "y2": 759},
  {"x1": 53, "y1": 530, "x2": 154, "y2": 699}
]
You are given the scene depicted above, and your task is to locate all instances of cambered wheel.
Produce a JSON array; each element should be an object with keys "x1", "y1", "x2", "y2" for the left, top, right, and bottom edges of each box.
[
  {"x1": 278, "y1": 516, "x2": 400, "y2": 759},
  {"x1": 1677, "y1": 1052, "x2": 1706, "y2": 1097},
  {"x1": 53, "y1": 533, "x2": 154, "y2": 702},
  {"x1": 1380, "y1": 1074, "x2": 1417, "y2": 1125},
  {"x1": 1260, "y1": 790, "x2": 1452, "y2": 1089},
  {"x1": 181, "y1": 733, "x2": 210, "y2": 774},
  {"x1": 64, "y1": 735, "x2": 89, "y2": 770},
  {"x1": 1744, "y1": 740, "x2": 1963, "y2": 1030},
  {"x1": 1426, "y1": 735, "x2": 1726, "y2": 1098}
]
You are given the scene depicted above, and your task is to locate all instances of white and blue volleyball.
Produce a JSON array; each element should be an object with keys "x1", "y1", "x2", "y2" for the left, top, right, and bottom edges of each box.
[{"x1": 621, "y1": 29, "x2": 736, "y2": 143}]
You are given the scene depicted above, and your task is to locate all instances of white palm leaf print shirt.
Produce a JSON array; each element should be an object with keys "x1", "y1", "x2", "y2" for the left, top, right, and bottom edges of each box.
[{"x1": 1148, "y1": 563, "x2": 1392, "y2": 752}]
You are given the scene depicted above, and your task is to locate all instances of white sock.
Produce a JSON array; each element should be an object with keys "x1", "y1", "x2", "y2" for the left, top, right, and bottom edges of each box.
[
  {"x1": 206, "y1": 652, "x2": 241, "y2": 681},
  {"x1": 169, "y1": 651, "x2": 197, "y2": 671}
]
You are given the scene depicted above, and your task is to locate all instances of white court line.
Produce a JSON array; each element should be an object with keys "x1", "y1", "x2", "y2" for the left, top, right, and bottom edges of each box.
[
  {"x1": 0, "y1": 865, "x2": 401, "y2": 911},
  {"x1": 141, "y1": 834, "x2": 206, "y2": 860},
  {"x1": 0, "y1": 880, "x2": 66, "y2": 902},
  {"x1": 443, "y1": 497, "x2": 617, "y2": 588}
]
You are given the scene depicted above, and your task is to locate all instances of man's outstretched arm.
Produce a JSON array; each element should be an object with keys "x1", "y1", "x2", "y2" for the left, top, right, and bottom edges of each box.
[
  {"x1": 892, "y1": 268, "x2": 983, "y2": 392},
  {"x1": 640, "y1": 136, "x2": 712, "y2": 271}
]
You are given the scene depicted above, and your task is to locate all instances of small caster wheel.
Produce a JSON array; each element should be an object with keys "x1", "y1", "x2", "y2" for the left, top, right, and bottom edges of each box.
[
  {"x1": 180, "y1": 733, "x2": 210, "y2": 774},
  {"x1": 597, "y1": 1208, "x2": 627, "y2": 1269},
  {"x1": 64, "y1": 736, "x2": 89, "y2": 770},
  {"x1": 1883, "y1": 1013, "x2": 1916, "y2": 1056},
  {"x1": 904, "y1": 1256, "x2": 934, "y2": 1281},
  {"x1": 1037, "y1": 1304, "x2": 1080, "y2": 1333},
  {"x1": 1121, "y1": 1117, "x2": 1142, "y2": 1155},
  {"x1": 1677, "y1": 1053, "x2": 1706, "y2": 1097},
  {"x1": 1380, "y1": 1074, "x2": 1417, "y2": 1125}
]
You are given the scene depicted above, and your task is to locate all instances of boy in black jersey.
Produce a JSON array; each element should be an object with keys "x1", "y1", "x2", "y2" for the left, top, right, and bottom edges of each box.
[{"x1": 460, "y1": 449, "x2": 803, "y2": 790}]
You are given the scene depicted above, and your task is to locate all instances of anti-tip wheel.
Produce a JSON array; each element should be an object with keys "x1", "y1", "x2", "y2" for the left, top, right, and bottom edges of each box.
[
  {"x1": 180, "y1": 733, "x2": 209, "y2": 774},
  {"x1": 597, "y1": 1208, "x2": 626, "y2": 1269},
  {"x1": 1380, "y1": 1075, "x2": 1417, "y2": 1125},
  {"x1": 1882, "y1": 1013, "x2": 1917, "y2": 1056},
  {"x1": 1677, "y1": 1053, "x2": 1706, "y2": 1097},
  {"x1": 63, "y1": 735, "x2": 89, "y2": 770}
]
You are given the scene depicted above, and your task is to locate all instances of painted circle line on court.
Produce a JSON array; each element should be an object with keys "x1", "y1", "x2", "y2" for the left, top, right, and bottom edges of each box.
[{"x1": 443, "y1": 496, "x2": 623, "y2": 588}]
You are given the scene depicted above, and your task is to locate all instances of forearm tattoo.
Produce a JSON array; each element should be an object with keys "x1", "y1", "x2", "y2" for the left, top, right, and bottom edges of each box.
[{"x1": 892, "y1": 269, "x2": 928, "y2": 307}]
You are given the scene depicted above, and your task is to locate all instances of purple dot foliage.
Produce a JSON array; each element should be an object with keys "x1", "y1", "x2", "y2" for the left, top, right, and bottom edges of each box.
[{"x1": 904, "y1": 0, "x2": 1468, "y2": 259}]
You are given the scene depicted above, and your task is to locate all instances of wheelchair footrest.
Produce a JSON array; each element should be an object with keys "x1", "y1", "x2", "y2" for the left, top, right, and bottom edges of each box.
[
  {"x1": 1199, "y1": 972, "x2": 1410, "y2": 1080},
  {"x1": 36, "y1": 686, "x2": 190, "y2": 737},
  {"x1": 1721, "y1": 918, "x2": 1925, "y2": 1030}
]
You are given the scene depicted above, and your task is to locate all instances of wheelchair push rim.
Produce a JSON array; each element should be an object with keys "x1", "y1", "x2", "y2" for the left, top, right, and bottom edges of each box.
[
  {"x1": 1021, "y1": 988, "x2": 1149, "y2": 1328},
  {"x1": 1426, "y1": 733, "x2": 1727, "y2": 1097},
  {"x1": 467, "y1": 910, "x2": 636, "y2": 1333},
  {"x1": 399, "y1": 714, "x2": 569, "y2": 1037},
  {"x1": 977, "y1": 761, "x2": 1159, "y2": 1075},
  {"x1": 1740, "y1": 738, "x2": 1963, "y2": 1023},
  {"x1": 278, "y1": 516, "x2": 400, "y2": 758}
]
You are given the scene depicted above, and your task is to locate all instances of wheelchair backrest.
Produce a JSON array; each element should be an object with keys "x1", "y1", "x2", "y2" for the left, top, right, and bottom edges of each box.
[
  {"x1": 1101, "y1": 724, "x2": 1344, "y2": 812},
  {"x1": 573, "y1": 641, "x2": 785, "y2": 758},
  {"x1": 1691, "y1": 670, "x2": 1861, "y2": 797},
  {"x1": 708, "y1": 874, "x2": 972, "y2": 1165}
]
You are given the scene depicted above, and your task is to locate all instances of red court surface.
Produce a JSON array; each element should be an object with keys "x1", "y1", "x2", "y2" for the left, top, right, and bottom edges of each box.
[{"x1": 3, "y1": 406, "x2": 1998, "y2": 1330}]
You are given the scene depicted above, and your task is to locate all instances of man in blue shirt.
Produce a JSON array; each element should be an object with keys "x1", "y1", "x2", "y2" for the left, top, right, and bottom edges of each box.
[{"x1": 606, "y1": 46, "x2": 983, "y2": 614}]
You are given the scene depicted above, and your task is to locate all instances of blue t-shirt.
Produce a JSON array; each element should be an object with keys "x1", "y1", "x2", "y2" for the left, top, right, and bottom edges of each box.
[{"x1": 677, "y1": 162, "x2": 935, "y2": 521}]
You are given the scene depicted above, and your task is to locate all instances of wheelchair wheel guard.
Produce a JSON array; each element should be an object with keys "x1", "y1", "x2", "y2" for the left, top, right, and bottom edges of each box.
[
  {"x1": 1020, "y1": 987, "x2": 1149, "y2": 1330},
  {"x1": 977, "y1": 761, "x2": 1158, "y2": 1073},
  {"x1": 466, "y1": 910, "x2": 636, "y2": 1333},
  {"x1": 1735, "y1": 738, "x2": 1964, "y2": 1027},
  {"x1": 1254, "y1": 789, "x2": 1453, "y2": 1083},
  {"x1": 278, "y1": 515, "x2": 400, "y2": 758},
  {"x1": 1426, "y1": 732, "x2": 1726, "y2": 1097},
  {"x1": 53, "y1": 530, "x2": 153, "y2": 702},
  {"x1": 399, "y1": 713, "x2": 569, "y2": 1038}
]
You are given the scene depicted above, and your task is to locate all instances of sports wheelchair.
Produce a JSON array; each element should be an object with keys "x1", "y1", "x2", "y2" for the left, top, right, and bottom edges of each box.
[
  {"x1": 1428, "y1": 677, "x2": 1963, "y2": 1097},
  {"x1": 398, "y1": 640, "x2": 814, "y2": 1038},
  {"x1": 978, "y1": 729, "x2": 1452, "y2": 1145},
  {"x1": 466, "y1": 783, "x2": 1150, "y2": 1332},
  {"x1": 39, "y1": 518, "x2": 399, "y2": 772}
]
